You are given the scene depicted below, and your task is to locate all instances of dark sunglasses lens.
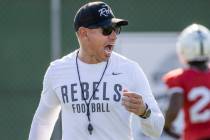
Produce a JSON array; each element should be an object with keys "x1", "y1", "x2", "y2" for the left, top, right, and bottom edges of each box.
[
  {"x1": 115, "y1": 27, "x2": 121, "y2": 35},
  {"x1": 102, "y1": 26, "x2": 121, "y2": 36},
  {"x1": 102, "y1": 27, "x2": 113, "y2": 36}
]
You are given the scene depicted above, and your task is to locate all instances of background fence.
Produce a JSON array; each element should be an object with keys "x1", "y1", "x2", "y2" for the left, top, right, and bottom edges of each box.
[{"x1": 0, "y1": 0, "x2": 210, "y2": 139}]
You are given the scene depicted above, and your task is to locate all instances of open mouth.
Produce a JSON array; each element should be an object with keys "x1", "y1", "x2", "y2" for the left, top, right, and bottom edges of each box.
[{"x1": 104, "y1": 44, "x2": 114, "y2": 54}]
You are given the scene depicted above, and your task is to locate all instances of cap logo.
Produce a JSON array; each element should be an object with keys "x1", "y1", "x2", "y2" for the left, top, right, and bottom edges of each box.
[{"x1": 98, "y1": 5, "x2": 111, "y2": 17}]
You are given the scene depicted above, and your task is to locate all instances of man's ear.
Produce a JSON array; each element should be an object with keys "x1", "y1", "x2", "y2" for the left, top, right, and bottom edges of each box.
[{"x1": 77, "y1": 27, "x2": 88, "y2": 39}]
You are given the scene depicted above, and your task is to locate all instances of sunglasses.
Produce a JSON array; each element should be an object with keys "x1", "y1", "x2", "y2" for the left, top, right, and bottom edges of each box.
[
  {"x1": 101, "y1": 26, "x2": 121, "y2": 36},
  {"x1": 88, "y1": 25, "x2": 121, "y2": 36}
]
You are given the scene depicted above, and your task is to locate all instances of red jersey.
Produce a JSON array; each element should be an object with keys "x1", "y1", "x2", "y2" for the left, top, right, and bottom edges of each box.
[{"x1": 163, "y1": 68, "x2": 210, "y2": 140}]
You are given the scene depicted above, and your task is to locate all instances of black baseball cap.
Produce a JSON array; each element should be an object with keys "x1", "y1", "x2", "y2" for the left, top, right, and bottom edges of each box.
[{"x1": 74, "y1": 1, "x2": 128, "y2": 31}]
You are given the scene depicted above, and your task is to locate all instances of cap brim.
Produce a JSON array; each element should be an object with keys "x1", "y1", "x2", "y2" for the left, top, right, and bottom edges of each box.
[
  {"x1": 90, "y1": 18, "x2": 128, "y2": 28},
  {"x1": 112, "y1": 18, "x2": 128, "y2": 26}
]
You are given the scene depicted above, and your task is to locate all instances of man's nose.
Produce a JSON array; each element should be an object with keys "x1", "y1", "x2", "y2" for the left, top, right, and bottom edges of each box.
[{"x1": 108, "y1": 30, "x2": 117, "y2": 40}]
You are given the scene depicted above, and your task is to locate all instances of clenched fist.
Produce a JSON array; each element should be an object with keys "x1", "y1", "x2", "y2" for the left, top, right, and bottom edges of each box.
[{"x1": 122, "y1": 89, "x2": 146, "y2": 116}]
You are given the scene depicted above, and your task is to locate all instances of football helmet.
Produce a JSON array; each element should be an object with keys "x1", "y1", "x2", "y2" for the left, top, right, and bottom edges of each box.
[{"x1": 176, "y1": 24, "x2": 210, "y2": 64}]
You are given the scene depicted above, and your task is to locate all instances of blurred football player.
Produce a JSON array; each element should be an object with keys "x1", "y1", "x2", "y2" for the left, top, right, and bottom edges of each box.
[{"x1": 163, "y1": 24, "x2": 210, "y2": 140}]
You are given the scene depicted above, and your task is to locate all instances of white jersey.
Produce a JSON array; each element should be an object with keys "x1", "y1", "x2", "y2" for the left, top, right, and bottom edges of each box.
[{"x1": 29, "y1": 51, "x2": 164, "y2": 140}]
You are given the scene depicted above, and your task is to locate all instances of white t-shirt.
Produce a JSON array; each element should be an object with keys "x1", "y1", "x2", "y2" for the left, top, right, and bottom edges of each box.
[{"x1": 29, "y1": 51, "x2": 164, "y2": 140}]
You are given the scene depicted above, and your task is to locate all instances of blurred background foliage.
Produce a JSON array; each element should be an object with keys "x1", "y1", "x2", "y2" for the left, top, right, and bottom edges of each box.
[{"x1": 0, "y1": 0, "x2": 209, "y2": 139}]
